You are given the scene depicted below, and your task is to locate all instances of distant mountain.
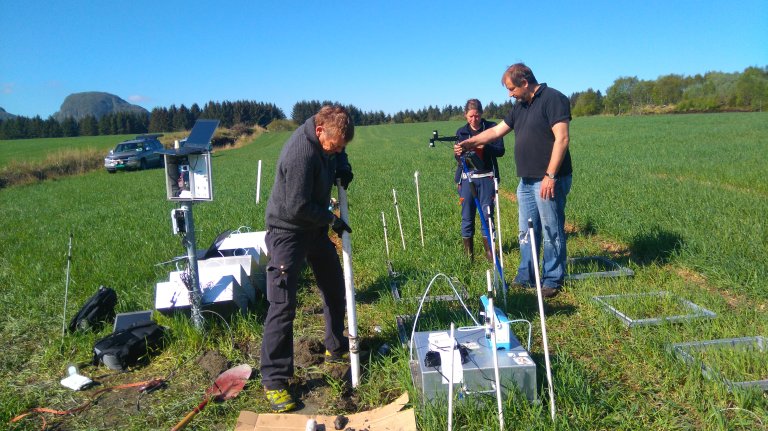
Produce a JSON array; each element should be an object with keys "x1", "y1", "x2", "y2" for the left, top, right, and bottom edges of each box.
[
  {"x1": 0, "y1": 107, "x2": 16, "y2": 121},
  {"x1": 53, "y1": 92, "x2": 148, "y2": 121}
]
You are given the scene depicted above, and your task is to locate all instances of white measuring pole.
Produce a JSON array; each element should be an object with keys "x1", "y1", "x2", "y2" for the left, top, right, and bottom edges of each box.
[
  {"x1": 529, "y1": 218, "x2": 556, "y2": 421},
  {"x1": 381, "y1": 212, "x2": 391, "y2": 261},
  {"x1": 392, "y1": 189, "x2": 406, "y2": 250},
  {"x1": 448, "y1": 322, "x2": 455, "y2": 431},
  {"x1": 487, "y1": 271, "x2": 505, "y2": 431},
  {"x1": 414, "y1": 171, "x2": 424, "y2": 247},
  {"x1": 338, "y1": 182, "x2": 360, "y2": 387},
  {"x1": 494, "y1": 177, "x2": 504, "y2": 269},
  {"x1": 255, "y1": 160, "x2": 262, "y2": 204},
  {"x1": 61, "y1": 233, "x2": 73, "y2": 337}
]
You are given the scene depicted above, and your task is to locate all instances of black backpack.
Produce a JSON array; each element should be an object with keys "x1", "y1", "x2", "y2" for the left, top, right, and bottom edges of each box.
[
  {"x1": 68, "y1": 286, "x2": 118, "y2": 332},
  {"x1": 92, "y1": 321, "x2": 166, "y2": 370}
]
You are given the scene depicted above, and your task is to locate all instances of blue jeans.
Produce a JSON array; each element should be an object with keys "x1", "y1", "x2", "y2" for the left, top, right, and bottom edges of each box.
[
  {"x1": 514, "y1": 175, "x2": 572, "y2": 289},
  {"x1": 459, "y1": 176, "x2": 496, "y2": 239}
]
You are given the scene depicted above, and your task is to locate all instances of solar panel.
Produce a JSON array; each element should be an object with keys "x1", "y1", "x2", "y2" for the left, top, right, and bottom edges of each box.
[{"x1": 185, "y1": 119, "x2": 219, "y2": 148}]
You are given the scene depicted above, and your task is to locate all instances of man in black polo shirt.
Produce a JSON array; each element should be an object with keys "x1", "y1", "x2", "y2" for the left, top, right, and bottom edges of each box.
[{"x1": 457, "y1": 63, "x2": 572, "y2": 298}]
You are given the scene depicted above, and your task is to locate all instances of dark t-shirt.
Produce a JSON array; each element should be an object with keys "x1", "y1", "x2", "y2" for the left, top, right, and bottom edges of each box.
[{"x1": 503, "y1": 83, "x2": 572, "y2": 178}]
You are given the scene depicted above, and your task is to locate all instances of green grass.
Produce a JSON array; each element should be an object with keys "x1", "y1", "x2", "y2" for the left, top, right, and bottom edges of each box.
[
  {"x1": 0, "y1": 135, "x2": 133, "y2": 167},
  {"x1": 1, "y1": 113, "x2": 767, "y2": 430}
]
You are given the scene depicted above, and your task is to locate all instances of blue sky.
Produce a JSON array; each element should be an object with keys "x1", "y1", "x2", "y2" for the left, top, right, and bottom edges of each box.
[{"x1": 2, "y1": 0, "x2": 766, "y2": 118}]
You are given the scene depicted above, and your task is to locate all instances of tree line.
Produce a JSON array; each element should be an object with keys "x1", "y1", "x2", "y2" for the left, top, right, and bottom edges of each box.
[
  {"x1": 0, "y1": 100, "x2": 286, "y2": 140},
  {"x1": 571, "y1": 66, "x2": 767, "y2": 116},
  {"x1": 1, "y1": 66, "x2": 765, "y2": 140}
]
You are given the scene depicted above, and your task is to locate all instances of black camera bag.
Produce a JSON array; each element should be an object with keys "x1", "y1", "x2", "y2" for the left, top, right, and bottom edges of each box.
[
  {"x1": 68, "y1": 285, "x2": 117, "y2": 332},
  {"x1": 92, "y1": 321, "x2": 166, "y2": 370}
]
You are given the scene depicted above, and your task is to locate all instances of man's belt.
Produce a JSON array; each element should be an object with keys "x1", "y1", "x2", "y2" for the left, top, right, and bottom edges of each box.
[{"x1": 461, "y1": 171, "x2": 494, "y2": 180}]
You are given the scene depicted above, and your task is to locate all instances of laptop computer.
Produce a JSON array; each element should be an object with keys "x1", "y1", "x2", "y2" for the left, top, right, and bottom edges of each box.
[{"x1": 113, "y1": 310, "x2": 153, "y2": 332}]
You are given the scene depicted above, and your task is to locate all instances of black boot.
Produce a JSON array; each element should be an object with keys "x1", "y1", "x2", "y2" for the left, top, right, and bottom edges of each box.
[
  {"x1": 481, "y1": 237, "x2": 493, "y2": 262},
  {"x1": 462, "y1": 237, "x2": 474, "y2": 261}
]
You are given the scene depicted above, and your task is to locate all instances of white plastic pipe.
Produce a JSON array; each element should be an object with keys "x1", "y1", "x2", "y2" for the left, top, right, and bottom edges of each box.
[
  {"x1": 448, "y1": 322, "x2": 455, "y2": 431},
  {"x1": 487, "y1": 271, "x2": 505, "y2": 431},
  {"x1": 392, "y1": 189, "x2": 406, "y2": 250},
  {"x1": 414, "y1": 171, "x2": 424, "y2": 247},
  {"x1": 529, "y1": 218, "x2": 556, "y2": 421},
  {"x1": 338, "y1": 182, "x2": 360, "y2": 387},
  {"x1": 255, "y1": 160, "x2": 262, "y2": 204}
]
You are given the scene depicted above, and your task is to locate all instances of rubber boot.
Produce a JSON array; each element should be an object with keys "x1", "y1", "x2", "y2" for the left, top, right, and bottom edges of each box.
[
  {"x1": 481, "y1": 237, "x2": 493, "y2": 262},
  {"x1": 462, "y1": 237, "x2": 474, "y2": 261}
]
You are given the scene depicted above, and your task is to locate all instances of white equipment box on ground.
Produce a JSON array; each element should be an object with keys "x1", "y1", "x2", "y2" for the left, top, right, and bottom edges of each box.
[
  {"x1": 216, "y1": 231, "x2": 268, "y2": 265},
  {"x1": 410, "y1": 327, "x2": 537, "y2": 402},
  {"x1": 156, "y1": 269, "x2": 249, "y2": 313},
  {"x1": 155, "y1": 230, "x2": 269, "y2": 315},
  {"x1": 198, "y1": 255, "x2": 264, "y2": 300}
]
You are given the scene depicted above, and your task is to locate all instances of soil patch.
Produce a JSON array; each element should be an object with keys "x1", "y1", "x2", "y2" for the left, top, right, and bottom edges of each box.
[{"x1": 196, "y1": 350, "x2": 230, "y2": 379}]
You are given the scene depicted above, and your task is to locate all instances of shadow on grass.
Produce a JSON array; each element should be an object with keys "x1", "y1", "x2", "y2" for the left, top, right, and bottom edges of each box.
[
  {"x1": 357, "y1": 265, "x2": 473, "y2": 304},
  {"x1": 629, "y1": 226, "x2": 684, "y2": 265},
  {"x1": 503, "y1": 287, "x2": 578, "y2": 322}
]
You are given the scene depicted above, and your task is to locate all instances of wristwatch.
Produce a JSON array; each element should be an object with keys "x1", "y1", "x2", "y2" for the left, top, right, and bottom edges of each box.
[{"x1": 545, "y1": 172, "x2": 557, "y2": 180}]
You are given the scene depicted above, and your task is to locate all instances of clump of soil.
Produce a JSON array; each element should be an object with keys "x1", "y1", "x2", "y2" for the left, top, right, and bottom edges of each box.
[
  {"x1": 289, "y1": 337, "x2": 360, "y2": 414},
  {"x1": 196, "y1": 350, "x2": 230, "y2": 379},
  {"x1": 294, "y1": 338, "x2": 325, "y2": 368}
]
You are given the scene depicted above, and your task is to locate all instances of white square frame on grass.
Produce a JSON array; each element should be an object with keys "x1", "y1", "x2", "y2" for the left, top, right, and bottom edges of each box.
[
  {"x1": 672, "y1": 336, "x2": 768, "y2": 391},
  {"x1": 592, "y1": 291, "x2": 716, "y2": 327},
  {"x1": 565, "y1": 256, "x2": 634, "y2": 281}
]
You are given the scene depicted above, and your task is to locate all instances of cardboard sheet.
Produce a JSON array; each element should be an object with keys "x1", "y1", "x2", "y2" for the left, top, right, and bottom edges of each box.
[{"x1": 234, "y1": 392, "x2": 416, "y2": 431}]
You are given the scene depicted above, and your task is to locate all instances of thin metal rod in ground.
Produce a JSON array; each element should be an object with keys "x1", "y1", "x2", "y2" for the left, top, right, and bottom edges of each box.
[
  {"x1": 392, "y1": 189, "x2": 406, "y2": 250},
  {"x1": 61, "y1": 232, "x2": 73, "y2": 337},
  {"x1": 414, "y1": 171, "x2": 424, "y2": 247},
  {"x1": 381, "y1": 211, "x2": 391, "y2": 261},
  {"x1": 529, "y1": 218, "x2": 556, "y2": 421}
]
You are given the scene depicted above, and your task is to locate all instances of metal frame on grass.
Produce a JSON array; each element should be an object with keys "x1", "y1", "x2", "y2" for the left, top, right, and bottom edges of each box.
[
  {"x1": 592, "y1": 291, "x2": 716, "y2": 327},
  {"x1": 565, "y1": 256, "x2": 634, "y2": 281},
  {"x1": 672, "y1": 336, "x2": 768, "y2": 391}
]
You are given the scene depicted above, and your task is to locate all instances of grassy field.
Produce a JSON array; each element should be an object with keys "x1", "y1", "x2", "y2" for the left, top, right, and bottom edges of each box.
[
  {"x1": 1, "y1": 113, "x2": 767, "y2": 430},
  {"x1": 0, "y1": 135, "x2": 133, "y2": 167}
]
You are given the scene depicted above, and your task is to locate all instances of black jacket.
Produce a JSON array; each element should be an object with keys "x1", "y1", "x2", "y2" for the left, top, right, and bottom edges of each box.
[
  {"x1": 266, "y1": 116, "x2": 351, "y2": 232},
  {"x1": 454, "y1": 119, "x2": 505, "y2": 183}
]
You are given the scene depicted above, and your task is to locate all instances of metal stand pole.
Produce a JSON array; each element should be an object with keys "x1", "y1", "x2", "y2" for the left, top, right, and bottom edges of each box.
[
  {"x1": 61, "y1": 233, "x2": 73, "y2": 337},
  {"x1": 181, "y1": 202, "x2": 204, "y2": 330},
  {"x1": 529, "y1": 218, "x2": 556, "y2": 421},
  {"x1": 338, "y1": 183, "x2": 360, "y2": 387},
  {"x1": 414, "y1": 171, "x2": 424, "y2": 247}
]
